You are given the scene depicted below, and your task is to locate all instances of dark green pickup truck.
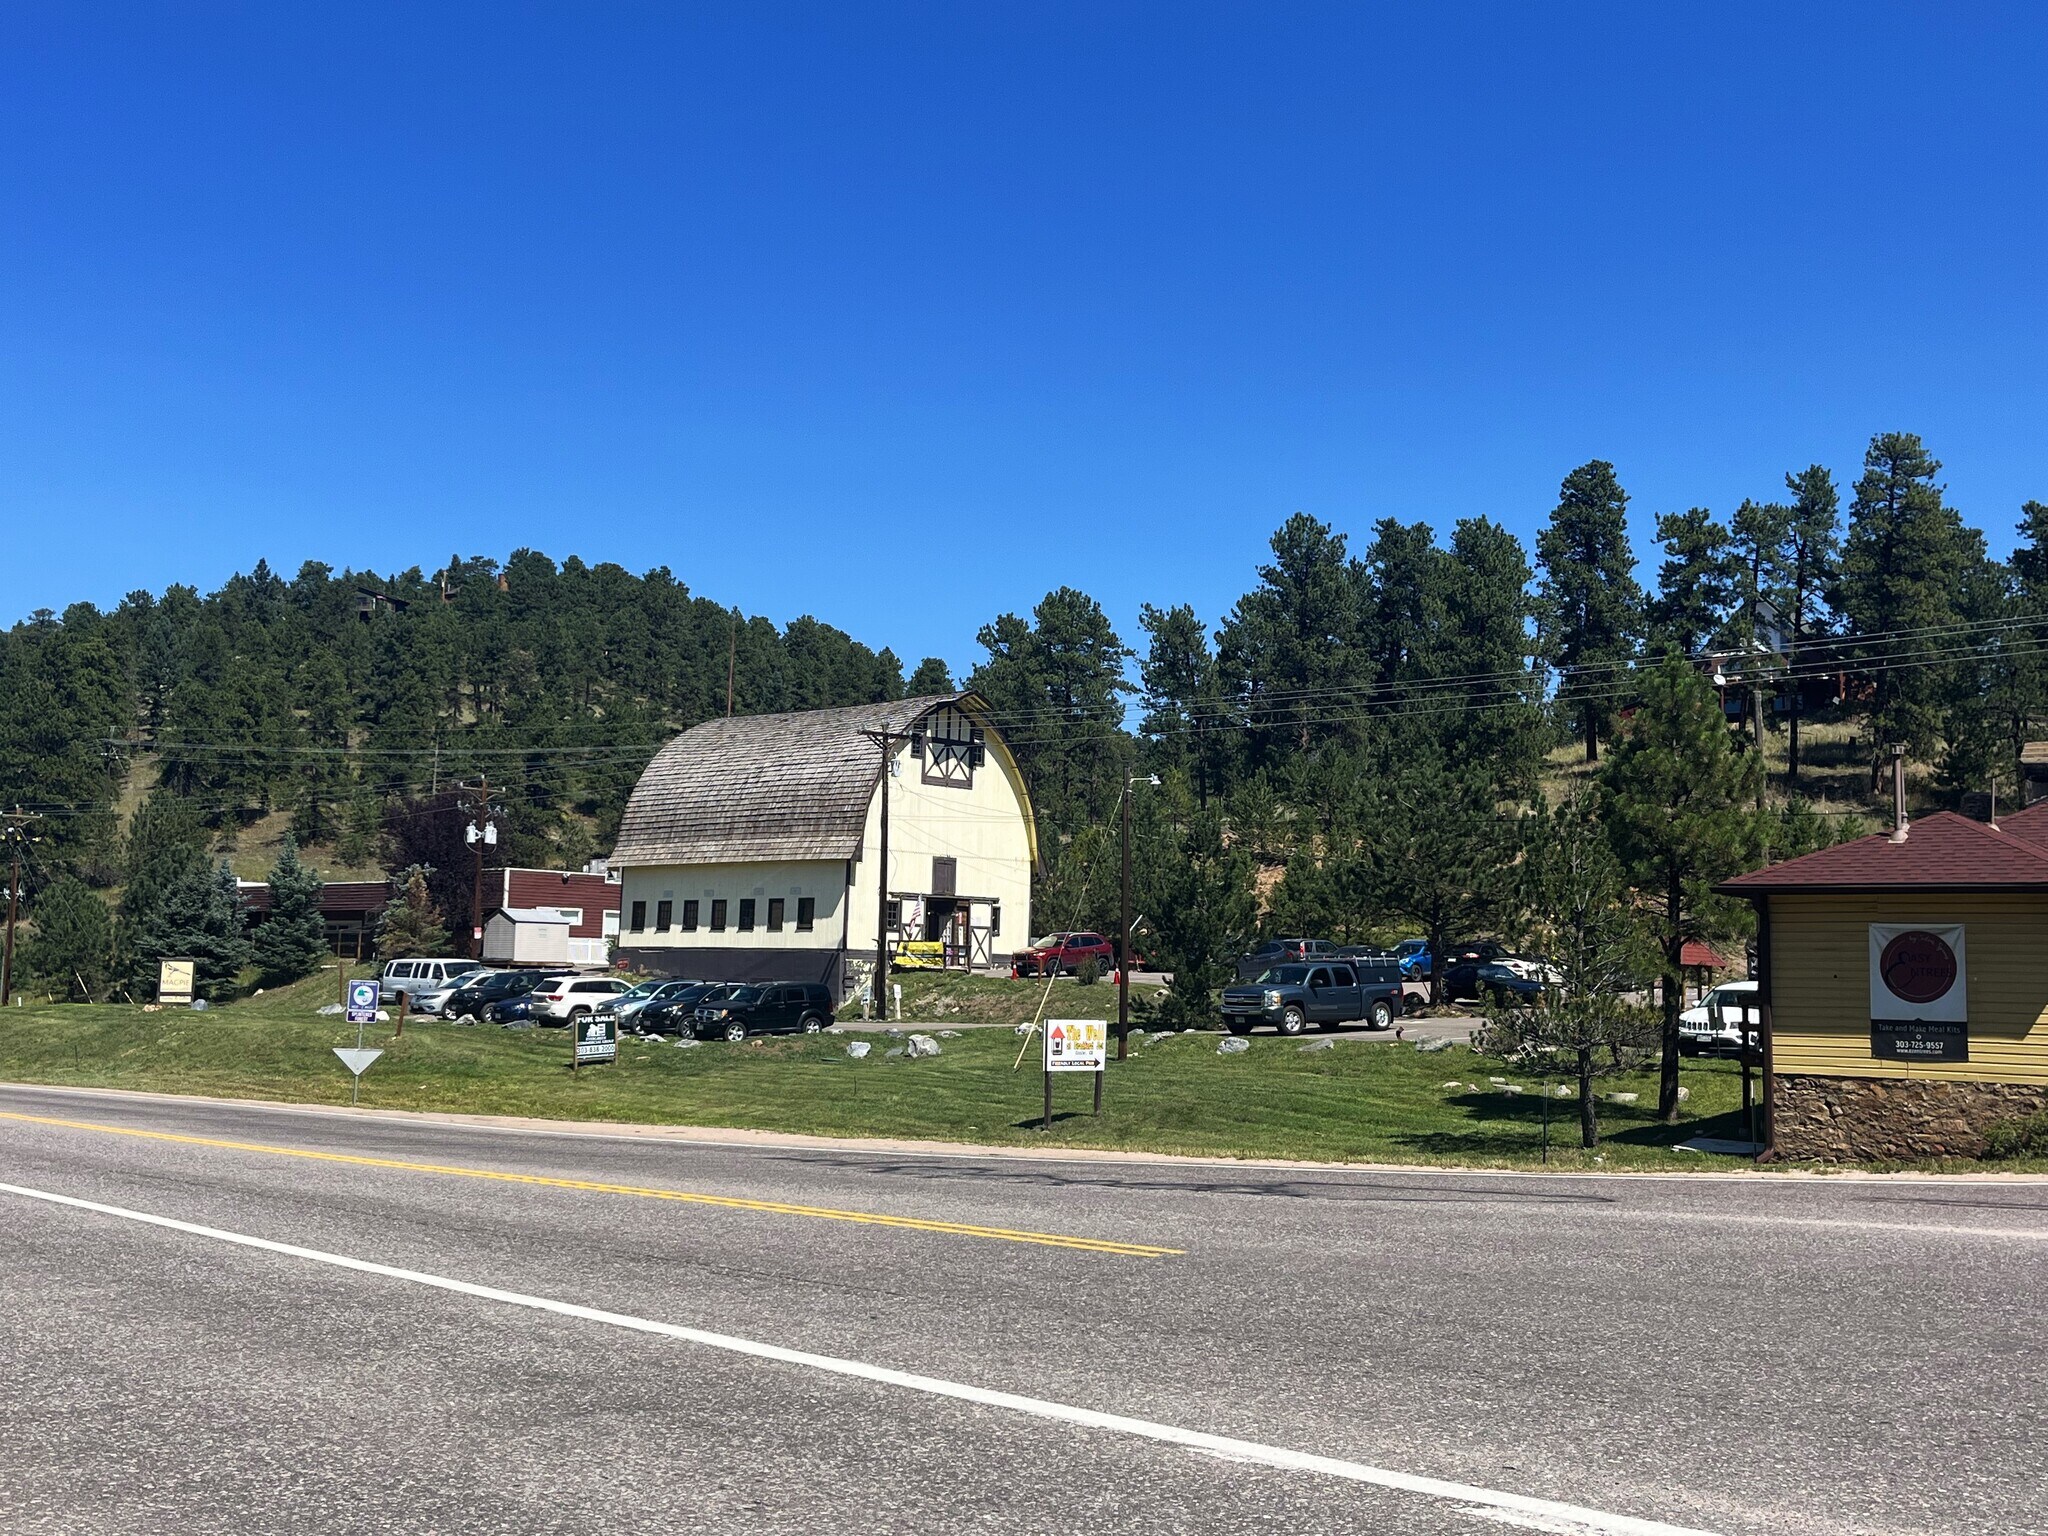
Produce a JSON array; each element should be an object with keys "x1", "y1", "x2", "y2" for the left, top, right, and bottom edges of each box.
[{"x1": 1218, "y1": 959, "x2": 1405, "y2": 1036}]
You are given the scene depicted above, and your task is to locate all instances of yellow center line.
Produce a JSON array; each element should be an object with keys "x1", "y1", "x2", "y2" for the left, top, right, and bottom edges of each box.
[{"x1": 0, "y1": 1111, "x2": 1182, "y2": 1258}]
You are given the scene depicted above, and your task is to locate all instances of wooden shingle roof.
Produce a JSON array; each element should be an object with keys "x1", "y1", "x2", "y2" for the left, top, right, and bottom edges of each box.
[{"x1": 610, "y1": 693, "x2": 980, "y2": 867}]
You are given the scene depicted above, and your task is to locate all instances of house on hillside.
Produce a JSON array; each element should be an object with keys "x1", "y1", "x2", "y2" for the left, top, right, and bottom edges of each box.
[{"x1": 609, "y1": 694, "x2": 1038, "y2": 998}]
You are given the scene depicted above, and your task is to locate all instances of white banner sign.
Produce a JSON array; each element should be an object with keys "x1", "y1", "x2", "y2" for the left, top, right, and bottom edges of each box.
[
  {"x1": 1868, "y1": 924, "x2": 1966, "y2": 1022},
  {"x1": 1044, "y1": 1018, "x2": 1106, "y2": 1073}
]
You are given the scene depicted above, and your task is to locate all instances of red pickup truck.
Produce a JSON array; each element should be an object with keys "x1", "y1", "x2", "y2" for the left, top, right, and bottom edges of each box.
[{"x1": 1012, "y1": 932, "x2": 1116, "y2": 977}]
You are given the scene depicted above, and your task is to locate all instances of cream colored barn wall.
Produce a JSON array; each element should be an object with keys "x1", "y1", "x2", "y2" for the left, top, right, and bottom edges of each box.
[
  {"x1": 618, "y1": 860, "x2": 846, "y2": 950},
  {"x1": 1770, "y1": 892, "x2": 2048, "y2": 1085},
  {"x1": 846, "y1": 737, "x2": 1034, "y2": 961}
]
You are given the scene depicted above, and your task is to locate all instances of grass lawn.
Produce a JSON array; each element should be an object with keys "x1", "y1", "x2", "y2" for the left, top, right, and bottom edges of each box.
[
  {"x1": 891, "y1": 969, "x2": 1162, "y2": 1028},
  {"x1": 0, "y1": 968, "x2": 1828, "y2": 1173}
]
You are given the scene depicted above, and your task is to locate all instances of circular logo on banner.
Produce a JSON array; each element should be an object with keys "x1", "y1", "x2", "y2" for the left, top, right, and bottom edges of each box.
[{"x1": 1880, "y1": 930, "x2": 1958, "y2": 1005}]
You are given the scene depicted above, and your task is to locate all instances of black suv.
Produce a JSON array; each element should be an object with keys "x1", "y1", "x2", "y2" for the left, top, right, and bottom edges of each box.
[
  {"x1": 638, "y1": 983, "x2": 733, "y2": 1035},
  {"x1": 442, "y1": 969, "x2": 546, "y2": 1023},
  {"x1": 1219, "y1": 958, "x2": 1404, "y2": 1035},
  {"x1": 690, "y1": 982, "x2": 836, "y2": 1042}
]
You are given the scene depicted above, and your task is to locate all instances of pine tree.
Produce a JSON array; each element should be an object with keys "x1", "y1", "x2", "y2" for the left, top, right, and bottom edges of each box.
[
  {"x1": 1837, "y1": 433, "x2": 1978, "y2": 781},
  {"x1": 22, "y1": 877, "x2": 115, "y2": 1001},
  {"x1": 906, "y1": 657, "x2": 953, "y2": 695},
  {"x1": 1537, "y1": 462, "x2": 1644, "y2": 761},
  {"x1": 1215, "y1": 514, "x2": 1368, "y2": 763},
  {"x1": 375, "y1": 865, "x2": 451, "y2": 960},
  {"x1": 1600, "y1": 654, "x2": 1764, "y2": 1121},
  {"x1": 1648, "y1": 506, "x2": 1738, "y2": 657},
  {"x1": 133, "y1": 858, "x2": 252, "y2": 1001},
  {"x1": 252, "y1": 835, "x2": 328, "y2": 985},
  {"x1": 1778, "y1": 465, "x2": 1841, "y2": 786},
  {"x1": 1364, "y1": 756, "x2": 1518, "y2": 1004}
]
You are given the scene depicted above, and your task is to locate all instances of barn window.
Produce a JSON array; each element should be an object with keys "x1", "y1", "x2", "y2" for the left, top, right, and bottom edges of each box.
[
  {"x1": 796, "y1": 897, "x2": 816, "y2": 931},
  {"x1": 884, "y1": 899, "x2": 900, "y2": 930},
  {"x1": 767, "y1": 898, "x2": 785, "y2": 931},
  {"x1": 738, "y1": 899, "x2": 756, "y2": 932},
  {"x1": 682, "y1": 900, "x2": 699, "y2": 931},
  {"x1": 989, "y1": 901, "x2": 1000, "y2": 937},
  {"x1": 655, "y1": 900, "x2": 672, "y2": 933},
  {"x1": 629, "y1": 901, "x2": 647, "y2": 933},
  {"x1": 710, "y1": 899, "x2": 728, "y2": 931}
]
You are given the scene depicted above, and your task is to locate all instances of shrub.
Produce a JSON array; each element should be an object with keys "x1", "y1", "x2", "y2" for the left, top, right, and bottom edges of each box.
[
  {"x1": 1075, "y1": 956, "x2": 1102, "y2": 987},
  {"x1": 1982, "y1": 1111, "x2": 2048, "y2": 1159}
]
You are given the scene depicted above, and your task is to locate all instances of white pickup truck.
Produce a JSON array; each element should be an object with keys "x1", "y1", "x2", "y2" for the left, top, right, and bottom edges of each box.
[{"x1": 1679, "y1": 980, "x2": 1761, "y2": 1056}]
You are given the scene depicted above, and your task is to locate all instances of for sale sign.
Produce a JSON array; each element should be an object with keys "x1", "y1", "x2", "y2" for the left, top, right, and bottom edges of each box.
[
  {"x1": 1869, "y1": 924, "x2": 1968, "y2": 1062},
  {"x1": 574, "y1": 1013, "x2": 619, "y2": 1065},
  {"x1": 1044, "y1": 1018, "x2": 1106, "y2": 1073}
]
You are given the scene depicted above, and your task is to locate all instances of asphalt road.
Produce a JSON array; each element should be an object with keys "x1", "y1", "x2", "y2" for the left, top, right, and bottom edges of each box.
[{"x1": 1, "y1": 1084, "x2": 2042, "y2": 1536}]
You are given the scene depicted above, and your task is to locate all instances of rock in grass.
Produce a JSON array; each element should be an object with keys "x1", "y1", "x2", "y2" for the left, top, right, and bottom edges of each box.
[
  {"x1": 1217, "y1": 1037, "x2": 1251, "y2": 1055},
  {"x1": 906, "y1": 1034, "x2": 941, "y2": 1058},
  {"x1": 936, "y1": 1029, "x2": 960, "y2": 1038},
  {"x1": 673, "y1": 1037, "x2": 700, "y2": 1049},
  {"x1": 1441, "y1": 1080, "x2": 1464, "y2": 1089},
  {"x1": 885, "y1": 1046, "x2": 906, "y2": 1059},
  {"x1": 316, "y1": 1003, "x2": 344, "y2": 1016},
  {"x1": 1488, "y1": 1076, "x2": 1508, "y2": 1085},
  {"x1": 1607, "y1": 1091, "x2": 1638, "y2": 1104},
  {"x1": 1414, "y1": 1037, "x2": 1452, "y2": 1053},
  {"x1": 1501, "y1": 1084, "x2": 1524, "y2": 1095},
  {"x1": 1298, "y1": 1039, "x2": 1334, "y2": 1053},
  {"x1": 1676, "y1": 1085, "x2": 1691, "y2": 1102},
  {"x1": 1013, "y1": 1021, "x2": 1036, "y2": 1036},
  {"x1": 845, "y1": 1041, "x2": 871, "y2": 1059}
]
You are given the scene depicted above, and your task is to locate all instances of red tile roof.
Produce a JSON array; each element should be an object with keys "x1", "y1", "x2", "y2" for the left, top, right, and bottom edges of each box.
[
  {"x1": 1679, "y1": 941, "x2": 1733, "y2": 969},
  {"x1": 1719, "y1": 811, "x2": 2048, "y2": 894}
]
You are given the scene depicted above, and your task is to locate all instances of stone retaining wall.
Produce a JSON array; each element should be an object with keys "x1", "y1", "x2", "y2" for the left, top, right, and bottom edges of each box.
[{"x1": 1773, "y1": 1074, "x2": 2048, "y2": 1161}]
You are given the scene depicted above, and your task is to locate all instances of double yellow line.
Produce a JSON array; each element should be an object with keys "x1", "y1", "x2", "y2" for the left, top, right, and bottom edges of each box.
[{"x1": 0, "y1": 1111, "x2": 1181, "y2": 1258}]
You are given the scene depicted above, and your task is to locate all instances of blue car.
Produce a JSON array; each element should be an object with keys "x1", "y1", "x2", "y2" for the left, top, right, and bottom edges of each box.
[{"x1": 1395, "y1": 939, "x2": 1434, "y2": 980}]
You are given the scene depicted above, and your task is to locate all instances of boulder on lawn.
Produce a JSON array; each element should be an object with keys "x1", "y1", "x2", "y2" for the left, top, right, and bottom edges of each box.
[
  {"x1": 937, "y1": 1030, "x2": 960, "y2": 1038},
  {"x1": 1217, "y1": 1037, "x2": 1251, "y2": 1055},
  {"x1": 1607, "y1": 1091, "x2": 1638, "y2": 1104},
  {"x1": 906, "y1": 1034, "x2": 942, "y2": 1058},
  {"x1": 1414, "y1": 1037, "x2": 1452, "y2": 1053},
  {"x1": 845, "y1": 1041, "x2": 871, "y2": 1059},
  {"x1": 673, "y1": 1037, "x2": 700, "y2": 1050},
  {"x1": 1298, "y1": 1039, "x2": 1334, "y2": 1053},
  {"x1": 316, "y1": 1003, "x2": 344, "y2": 1016},
  {"x1": 885, "y1": 1046, "x2": 906, "y2": 1059},
  {"x1": 1676, "y1": 1085, "x2": 1691, "y2": 1102}
]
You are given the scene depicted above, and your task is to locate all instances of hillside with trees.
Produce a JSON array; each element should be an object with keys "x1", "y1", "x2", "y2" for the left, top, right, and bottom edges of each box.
[{"x1": 5, "y1": 433, "x2": 2044, "y2": 1038}]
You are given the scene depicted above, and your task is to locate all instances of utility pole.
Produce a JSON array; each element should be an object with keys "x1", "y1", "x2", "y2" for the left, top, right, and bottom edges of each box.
[
  {"x1": 1117, "y1": 775, "x2": 1157, "y2": 1062},
  {"x1": 726, "y1": 613, "x2": 737, "y2": 718},
  {"x1": 859, "y1": 728, "x2": 904, "y2": 1022},
  {"x1": 1, "y1": 808, "x2": 43, "y2": 1007},
  {"x1": 463, "y1": 776, "x2": 498, "y2": 961}
]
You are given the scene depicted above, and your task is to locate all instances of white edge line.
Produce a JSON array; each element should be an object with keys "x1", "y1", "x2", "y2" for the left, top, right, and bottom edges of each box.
[{"x1": 0, "y1": 1178, "x2": 1719, "y2": 1536}]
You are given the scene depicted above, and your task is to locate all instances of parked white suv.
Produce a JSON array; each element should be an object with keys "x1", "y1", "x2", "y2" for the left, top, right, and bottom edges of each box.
[
  {"x1": 379, "y1": 958, "x2": 479, "y2": 1007},
  {"x1": 528, "y1": 975, "x2": 630, "y2": 1023},
  {"x1": 1679, "y1": 980, "x2": 1761, "y2": 1056}
]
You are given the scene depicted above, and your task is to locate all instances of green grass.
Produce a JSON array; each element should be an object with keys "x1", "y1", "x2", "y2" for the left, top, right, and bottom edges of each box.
[
  {"x1": 0, "y1": 968, "x2": 1817, "y2": 1171},
  {"x1": 891, "y1": 969, "x2": 1163, "y2": 1028}
]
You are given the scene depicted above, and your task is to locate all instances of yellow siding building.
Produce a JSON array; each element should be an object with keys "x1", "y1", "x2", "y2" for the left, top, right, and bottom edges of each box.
[{"x1": 1721, "y1": 807, "x2": 2048, "y2": 1160}]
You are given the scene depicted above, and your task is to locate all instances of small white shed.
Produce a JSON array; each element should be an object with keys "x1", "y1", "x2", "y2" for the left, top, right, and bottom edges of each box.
[{"x1": 483, "y1": 907, "x2": 573, "y2": 966}]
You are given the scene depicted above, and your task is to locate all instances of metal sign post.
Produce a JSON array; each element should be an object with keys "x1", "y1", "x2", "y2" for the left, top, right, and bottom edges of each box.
[
  {"x1": 333, "y1": 1047, "x2": 383, "y2": 1105},
  {"x1": 1042, "y1": 1019, "x2": 1107, "y2": 1131}
]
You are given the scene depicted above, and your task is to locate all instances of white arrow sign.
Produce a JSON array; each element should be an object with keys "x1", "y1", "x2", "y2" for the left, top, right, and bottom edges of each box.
[{"x1": 333, "y1": 1048, "x2": 384, "y2": 1076}]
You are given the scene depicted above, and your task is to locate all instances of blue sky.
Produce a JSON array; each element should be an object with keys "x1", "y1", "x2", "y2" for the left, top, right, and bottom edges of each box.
[{"x1": 3, "y1": 3, "x2": 2044, "y2": 674}]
